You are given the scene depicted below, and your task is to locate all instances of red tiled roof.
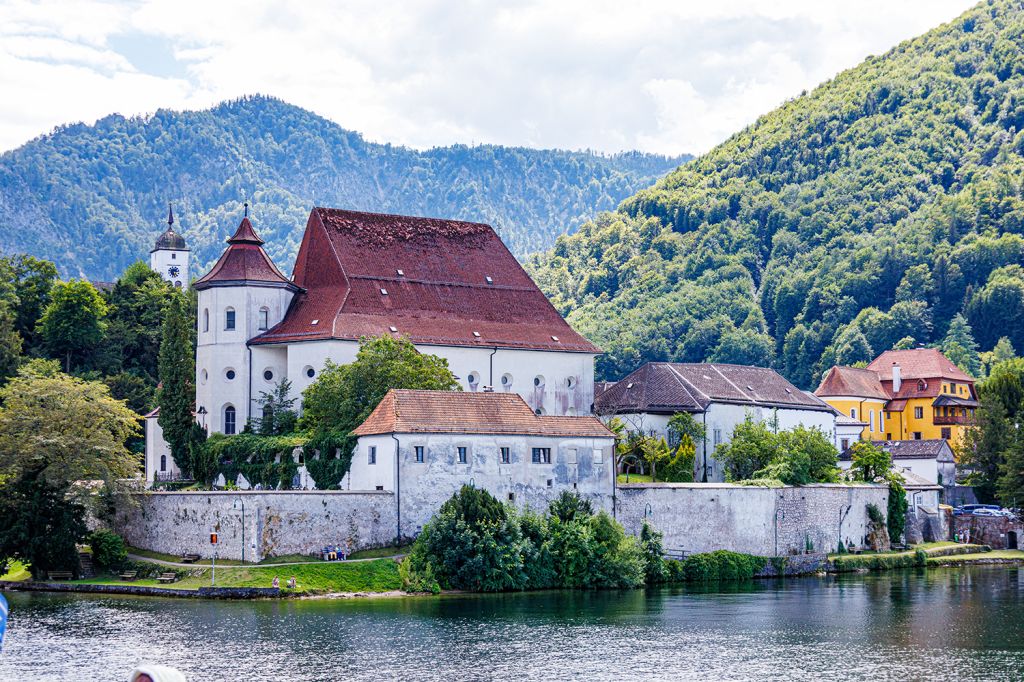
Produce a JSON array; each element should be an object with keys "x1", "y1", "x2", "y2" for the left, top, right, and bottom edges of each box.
[
  {"x1": 815, "y1": 366, "x2": 889, "y2": 400},
  {"x1": 352, "y1": 389, "x2": 614, "y2": 438},
  {"x1": 250, "y1": 208, "x2": 600, "y2": 352},
  {"x1": 595, "y1": 362, "x2": 831, "y2": 415},
  {"x1": 867, "y1": 348, "x2": 973, "y2": 382},
  {"x1": 194, "y1": 217, "x2": 295, "y2": 289}
]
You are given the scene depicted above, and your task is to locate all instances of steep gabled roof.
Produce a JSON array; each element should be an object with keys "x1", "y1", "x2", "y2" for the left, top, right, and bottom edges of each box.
[
  {"x1": 815, "y1": 366, "x2": 889, "y2": 400},
  {"x1": 867, "y1": 348, "x2": 973, "y2": 382},
  {"x1": 594, "y1": 362, "x2": 830, "y2": 415},
  {"x1": 352, "y1": 389, "x2": 614, "y2": 438},
  {"x1": 194, "y1": 217, "x2": 295, "y2": 289},
  {"x1": 250, "y1": 208, "x2": 600, "y2": 352}
]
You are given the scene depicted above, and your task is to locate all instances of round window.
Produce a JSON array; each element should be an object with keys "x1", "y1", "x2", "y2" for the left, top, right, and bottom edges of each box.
[
  {"x1": 200, "y1": 369, "x2": 208, "y2": 385},
  {"x1": 535, "y1": 408, "x2": 544, "y2": 415},
  {"x1": 263, "y1": 369, "x2": 274, "y2": 382},
  {"x1": 534, "y1": 375, "x2": 545, "y2": 387},
  {"x1": 306, "y1": 366, "x2": 315, "y2": 379},
  {"x1": 225, "y1": 369, "x2": 236, "y2": 381},
  {"x1": 567, "y1": 376, "x2": 576, "y2": 389},
  {"x1": 468, "y1": 371, "x2": 480, "y2": 385},
  {"x1": 501, "y1": 373, "x2": 513, "y2": 386}
]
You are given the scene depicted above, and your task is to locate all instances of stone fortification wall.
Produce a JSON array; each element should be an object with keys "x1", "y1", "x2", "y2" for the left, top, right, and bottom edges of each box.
[
  {"x1": 114, "y1": 491, "x2": 397, "y2": 562},
  {"x1": 616, "y1": 483, "x2": 889, "y2": 557}
]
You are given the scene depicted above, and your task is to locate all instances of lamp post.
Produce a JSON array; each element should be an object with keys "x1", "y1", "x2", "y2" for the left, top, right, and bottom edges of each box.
[
  {"x1": 197, "y1": 406, "x2": 208, "y2": 431},
  {"x1": 233, "y1": 497, "x2": 246, "y2": 564}
]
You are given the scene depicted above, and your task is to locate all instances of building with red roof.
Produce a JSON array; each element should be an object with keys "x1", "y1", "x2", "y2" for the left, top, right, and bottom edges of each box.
[
  {"x1": 193, "y1": 208, "x2": 601, "y2": 436},
  {"x1": 815, "y1": 348, "x2": 978, "y2": 446}
]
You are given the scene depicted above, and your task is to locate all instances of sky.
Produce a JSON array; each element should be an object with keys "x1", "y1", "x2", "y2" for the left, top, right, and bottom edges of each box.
[{"x1": 0, "y1": 0, "x2": 977, "y2": 156}]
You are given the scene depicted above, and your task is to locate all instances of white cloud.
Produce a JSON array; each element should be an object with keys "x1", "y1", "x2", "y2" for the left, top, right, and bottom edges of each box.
[{"x1": 0, "y1": 0, "x2": 977, "y2": 154}]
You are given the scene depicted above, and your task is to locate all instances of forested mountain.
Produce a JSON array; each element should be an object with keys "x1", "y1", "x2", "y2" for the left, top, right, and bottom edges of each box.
[
  {"x1": 0, "y1": 96, "x2": 686, "y2": 280},
  {"x1": 529, "y1": 0, "x2": 1024, "y2": 387}
]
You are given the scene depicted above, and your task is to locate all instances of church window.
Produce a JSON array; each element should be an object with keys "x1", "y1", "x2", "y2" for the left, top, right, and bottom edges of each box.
[
  {"x1": 305, "y1": 366, "x2": 315, "y2": 379},
  {"x1": 467, "y1": 372, "x2": 480, "y2": 390},
  {"x1": 534, "y1": 375, "x2": 545, "y2": 387},
  {"x1": 263, "y1": 369, "x2": 274, "y2": 382},
  {"x1": 224, "y1": 406, "x2": 236, "y2": 435},
  {"x1": 174, "y1": 281, "x2": 182, "y2": 288},
  {"x1": 501, "y1": 373, "x2": 513, "y2": 390},
  {"x1": 203, "y1": 309, "x2": 209, "y2": 332},
  {"x1": 225, "y1": 308, "x2": 236, "y2": 330},
  {"x1": 160, "y1": 455, "x2": 167, "y2": 472},
  {"x1": 535, "y1": 407, "x2": 545, "y2": 415},
  {"x1": 258, "y1": 307, "x2": 269, "y2": 330},
  {"x1": 567, "y1": 376, "x2": 576, "y2": 389},
  {"x1": 225, "y1": 369, "x2": 236, "y2": 381},
  {"x1": 200, "y1": 369, "x2": 208, "y2": 384}
]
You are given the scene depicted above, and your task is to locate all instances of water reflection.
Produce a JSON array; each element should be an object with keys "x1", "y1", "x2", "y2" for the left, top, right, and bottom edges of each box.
[{"x1": 1, "y1": 567, "x2": 1022, "y2": 681}]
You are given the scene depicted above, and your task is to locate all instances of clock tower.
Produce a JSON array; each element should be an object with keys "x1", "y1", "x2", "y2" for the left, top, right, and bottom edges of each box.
[{"x1": 151, "y1": 204, "x2": 190, "y2": 289}]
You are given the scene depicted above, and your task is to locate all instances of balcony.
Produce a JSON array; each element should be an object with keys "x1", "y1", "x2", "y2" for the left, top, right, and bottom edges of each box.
[{"x1": 933, "y1": 414, "x2": 974, "y2": 426}]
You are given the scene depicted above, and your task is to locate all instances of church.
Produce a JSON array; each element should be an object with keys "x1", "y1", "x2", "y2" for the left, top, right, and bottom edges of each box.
[{"x1": 187, "y1": 206, "x2": 601, "y2": 437}]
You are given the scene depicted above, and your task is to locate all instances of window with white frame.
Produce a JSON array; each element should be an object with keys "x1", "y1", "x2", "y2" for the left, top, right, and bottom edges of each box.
[
  {"x1": 500, "y1": 447, "x2": 511, "y2": 464},
  {"x1": 713, "y1": 429, "x2": 722, "y2": 446},
  {"x1": 593, "y1": 448, "x2": 603, "y2": 464},
  {"x1": 458, "y1": 446, "x2": 468, "y2": 464},
  {"x1": 567, "y1": 448, "x2": 577, "y2": 464},
  {"x1": 225, "y1": 307, "x2": 236, "y2": 330},
  {"x1": 415, "y1": 445, "x2": 424, "y2": 463},
  {"x1": 532, "y1": 447, "x2": 551, "y2": 464},
  {"x1": 869, "y1": 410, "x2": 874, "y2": 432},
  {"x1": 203, "y1": 308, "x2": 209, "y2": 332},
  {"x1": 258, "y1": 307, "x2": 269, "y2": 330},
  {"x1": 368, "y1": 446, "x2": 377, "y2": 465},
  {"x1": 223, "y1": 405, "x2": 236, "y2": 435}
]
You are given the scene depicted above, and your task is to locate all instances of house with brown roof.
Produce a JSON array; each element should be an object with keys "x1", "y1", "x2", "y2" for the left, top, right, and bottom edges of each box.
[
  {"x1": 815, "y1": 348, "x2": 978, "y2": 446},
  {"x1": 594, "y1": 362, "x2": 837, "y2": 482},
  {"x1": 346, "y1": 389, "x2": 616, "y2": 536},
  {"x1": 839, "y1": 439, "x2": 956, "y2": 488},
  {"x1": 193, "y1": 208, "x2": 601, "y2": 436}
]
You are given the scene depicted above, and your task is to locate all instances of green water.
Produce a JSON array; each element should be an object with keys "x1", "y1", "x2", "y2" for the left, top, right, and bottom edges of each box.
[{"x1": 2, "y1": 567, "x2": 1023, "y2": 681}]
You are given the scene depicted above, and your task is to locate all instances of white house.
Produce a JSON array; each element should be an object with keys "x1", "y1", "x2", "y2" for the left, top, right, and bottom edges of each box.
[
  {"x1": 150, "y1": 205, "x2": 189, "y2": 289},
  {"x1": 839, "y1": 439, "x2": 956, "y2": 487},
  {"x1": 346, "y1": 389, "x2": 616, "y2": 538},
  {"x1": 834, "y1": 412, "x2": 868, "y2": 452},
  {"x1": 192, "y1": 207, "x2": 601, "y2": 436},
  {"x1": 594, "y1": 362, "x2": 838, "y2": 482},
  {"x1": 143, "y1": 409, "x2": 180, "y2": 485}
]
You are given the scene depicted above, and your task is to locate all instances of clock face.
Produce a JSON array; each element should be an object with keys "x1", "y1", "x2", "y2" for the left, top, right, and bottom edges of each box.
[{"x1": 168, "y1": 266, "x2": 180, "y2": 278}]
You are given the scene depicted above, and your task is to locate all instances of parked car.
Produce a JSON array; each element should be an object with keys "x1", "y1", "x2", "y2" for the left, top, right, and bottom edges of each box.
[
  {"x1": 954, "y1": 504, "x2": 1000, "y2": 516},
  {"x1": 972, "y1": 508, "x2": 999, "y2": 516}
]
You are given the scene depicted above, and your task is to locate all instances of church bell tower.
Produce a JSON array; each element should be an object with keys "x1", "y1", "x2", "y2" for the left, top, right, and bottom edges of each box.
[{"x1": 151, "y1": 204, "x2": 190, "y2": 288}]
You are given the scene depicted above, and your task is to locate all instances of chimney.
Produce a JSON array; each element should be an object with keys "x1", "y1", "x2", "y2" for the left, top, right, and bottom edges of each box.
[{"x1": 892, "y1": 363, "x2": 901, "y2": 393}]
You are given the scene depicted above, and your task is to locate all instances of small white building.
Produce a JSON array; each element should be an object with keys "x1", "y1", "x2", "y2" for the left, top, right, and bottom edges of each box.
[
  {"x1": 346, "y1": 389, "x2": 616, "y2": 539},
  {"x1": 594, "y1": 362, "x2": 838, "y2": 482},
  {"x1": 143, "y1": 409, "x2": 181, "y2": 486},
  {"x1": 191, "y1": 207, "x2": 601, "y2": 437},
  {"x1": 839, "y1": 439, "x2": 956, "y2": 487},
  {"x1": 835, "y1": 413, "x2": 868, "y2": 452}
]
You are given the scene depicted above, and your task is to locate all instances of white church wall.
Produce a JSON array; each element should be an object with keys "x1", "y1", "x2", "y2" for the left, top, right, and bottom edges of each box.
[{"x1": 144, "y1": 416, "x2": 178, "y2": 487}]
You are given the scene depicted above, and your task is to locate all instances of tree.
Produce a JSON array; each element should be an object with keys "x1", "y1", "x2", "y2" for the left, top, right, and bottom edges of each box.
[
  {"x1": 0, "y1": 462, "x2": 88, "y2": 579},
  {"x1": 255, "y1": 379, "x2": 298, "y2": 436},
  {"x1": 102, "y1": 262, "x2": 176, "y2": 381},
  {"x1": 302, "y1": 335, "x2": 459, "y2": 437},
  {"x1": 981, "y1": 336, "x2": 1017, "y2": 376},
  {"x1": 849, "y1": 441, "x2": 892, "y2": 482},
  {"x1": 667, "y1": 412, "x2": 705, "y2": 448},
  {"x1": 0, "y1": 303, "x2": 22, "y2": 383},
  {"x1": 157, "y1": 292, "x2": 197, "y2": 476},
  {"x1": 37, "y1": 280, "x2": 107, "y2": 372},
  {"x1": 0, "y1": 255, "x2": 58, "y2": 353},
  {"x1": 714, "y1": 416, "x2": 778, "y2": 481},
  {"x1": 0, "y1": 364, "x2": 140, "y2": 489},
  {"x1": 943, "y1": 313, "x2": 982, "y2": 377},
  {"x1": 659, "y1": 435, "x2": 696, "y2": 482}
]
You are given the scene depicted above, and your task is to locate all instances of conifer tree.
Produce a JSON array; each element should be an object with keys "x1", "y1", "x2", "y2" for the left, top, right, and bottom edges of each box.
[
  {"x1": 943, "y1": 313, "x2": 982, "y2": 377},
  {"x1": 157, "y1": 292, "x2": 196, "y2": 476}
]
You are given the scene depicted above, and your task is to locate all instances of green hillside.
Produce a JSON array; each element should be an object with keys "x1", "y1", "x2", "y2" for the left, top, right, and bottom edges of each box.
[
  {"x1": 0, "y1": 96, "x2": 686, "y2": 280},
  {"x1": 530, "y1": 0, "x2": 1024, "y2": 387}
]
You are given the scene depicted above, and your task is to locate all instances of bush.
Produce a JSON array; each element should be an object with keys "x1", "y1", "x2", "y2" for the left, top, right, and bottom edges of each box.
[
  {"x1": 640, "y1": 522, "x2": 668, "y2": 583},
  {"x1": 681, "y1": 550, "x2": 766, "y2": 582},
  {"x1": 89, "y1": 529, "x2": 127, "y2": 571}
]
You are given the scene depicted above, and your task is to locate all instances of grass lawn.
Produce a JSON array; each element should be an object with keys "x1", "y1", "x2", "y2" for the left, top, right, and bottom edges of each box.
[
  {"x1": 829, "y1": 541, "x2": 964, "y2": 561},
  {"x1": 0, "y1": 560, "x2": 31, "y2": 581},
  {"x1": 617, "y1": 474, "x2": 654, "y2": 483},
  {"x1": 927, "y1": 550, "x2": 1024, "y2": 564},
  {"x1": 349, "y1": 545, "x2": 407, "y2": 560},
  {"x1": 72, "y1": 558, "x2": 403, "y2": 594}
]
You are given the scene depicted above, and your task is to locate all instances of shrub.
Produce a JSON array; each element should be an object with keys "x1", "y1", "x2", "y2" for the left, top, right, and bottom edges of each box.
[
  {"x1": 89, "y1": 529, "x2": 127, "y2": 571},
  {"x1": 887, "y1": 476, "x2": 909, "y2": 543},
  {"x1": 681, "y1": 550, "x2": 766, "y2": 582},
  {"x1": 548, "y1": 491, "x2": 593, "y2": 523},
  {"x1": 640, "y1": 522, "x2": 668, "y2": 584}
]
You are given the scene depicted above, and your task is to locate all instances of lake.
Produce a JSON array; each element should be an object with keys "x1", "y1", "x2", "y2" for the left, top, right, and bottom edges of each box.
[{"x1": 2, "y1": 566, "x2": 1023, "y2": 681}]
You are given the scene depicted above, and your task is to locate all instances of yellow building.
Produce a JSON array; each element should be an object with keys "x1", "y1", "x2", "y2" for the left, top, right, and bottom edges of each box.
[{"x1": 815, "y1": 348, "x2": 977, "y2": 446}]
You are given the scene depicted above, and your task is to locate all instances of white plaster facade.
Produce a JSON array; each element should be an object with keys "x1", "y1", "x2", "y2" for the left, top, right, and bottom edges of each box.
[
  {"x1": 144, "y1": 414, "x2": 180, "y2": 486},
  {"x1": 344, "y1": 429, "x2": 615, "y2": 539},
  {"x1": 150, "y1": 245, "x2": 189, "y2": 289},
  {"x1": 611, "y1": 403, "x2": 837, "y2": 482}
]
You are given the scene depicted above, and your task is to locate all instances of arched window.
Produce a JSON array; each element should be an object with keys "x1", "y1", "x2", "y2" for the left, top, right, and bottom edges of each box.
[
  {"x1": 258, "y1": 307, "x2": 269, "y2": 331},
  {"x1": 224, "y1": 405, "x2": 237, "y2": 435},
  {"x1": 225, "y1": 307, "x2": 236, "y2": 330},
  {"x1": 160, "y1": 455, "x2": 167, "y2": 472},
  {"x1": 203, "y1": 308, "x2": 209, "y2": 332}
]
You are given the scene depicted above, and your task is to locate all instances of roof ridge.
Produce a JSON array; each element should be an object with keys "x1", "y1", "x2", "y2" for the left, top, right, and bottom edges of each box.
[
  {"x1": 664, "y1": 364, "x2": 707, "y2": 407},
  {"x1": 710, "y1": 364, "x2": 754, "y2": 403}
]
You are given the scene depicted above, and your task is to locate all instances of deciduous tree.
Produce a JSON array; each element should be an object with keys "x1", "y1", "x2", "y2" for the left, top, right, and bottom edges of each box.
[{"x1": 37, "y1": 280, "x2": 107, "y2": 372}]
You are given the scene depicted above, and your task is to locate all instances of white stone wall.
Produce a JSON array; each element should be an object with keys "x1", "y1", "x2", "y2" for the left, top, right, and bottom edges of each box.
[
  {"x1": 114, "y1": 491, "x2": 397, "y2": 561},
  {"x1": 615, "y1": 483, "x2": 889, "y2": 556}
]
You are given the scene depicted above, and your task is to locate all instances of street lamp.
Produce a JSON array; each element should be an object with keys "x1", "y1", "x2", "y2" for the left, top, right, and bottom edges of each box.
[
  {"x1": 233, "y1": 497, "x2": 246, "y2": 564},
  {"x1": 197, "y1": 406, "x2": 208, "y2": 431}
]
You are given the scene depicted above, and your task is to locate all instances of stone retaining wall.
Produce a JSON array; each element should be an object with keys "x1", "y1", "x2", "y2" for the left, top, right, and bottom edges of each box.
[
  {"x1": 616, "y1": 483, "x2": 889, "y2": 557},
  {"x1": 0, "y1": 581, "x2": 281, "y2": 599},
  {"x1": 113, "y1": 490, "x2": 398, "y2": 562},
  {"x1": 953, "y1": 514, "x2": 1023, "y2": 549}
]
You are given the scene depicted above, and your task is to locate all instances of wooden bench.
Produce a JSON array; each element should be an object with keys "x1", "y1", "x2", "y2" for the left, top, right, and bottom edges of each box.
[
  {"x1": 180, "y1": 554, "x2": 201, "y2": 564},
  {"x1": 48, "y1": 571, "x2": 73, "y2": 581},
  {"x1": 157, "y1": 572, "x2": 177, "y2": 584},
  {"x1": 663, "y1": 548, "x2": 688, "y2": 561},
  {"x1": 119, "y1": 571, "x2": 138, "y2": 581}
]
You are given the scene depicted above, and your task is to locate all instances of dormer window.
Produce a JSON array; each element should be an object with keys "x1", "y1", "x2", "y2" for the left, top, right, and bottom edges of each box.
[
  {"x1": 472, "y1": 331, "x2": 481, "y2": 338},
  {"x1": 551, "y1": 335, "x2": 559, "y2": 342},
  {"x1": 380, "y1": 288, "x2": 389, "y2": 295},
  {"x1": 311, "y1": 319, "x2": 319, "y2": 325},
  {"x1": 389, "y1": 326, "x2": 398, "y2": 333},
  {"x1": 396, "y1": 269, "x2": 404, "y2": 276},
  {"x1": 485, "y1": 276, "x2": 493, "y2": 284}
]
